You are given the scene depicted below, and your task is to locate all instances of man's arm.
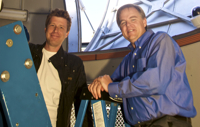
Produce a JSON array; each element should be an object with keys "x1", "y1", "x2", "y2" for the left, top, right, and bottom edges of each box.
[
  {"x1": 88, "y1": 75, "x2": 112, "y2": 99},
  {"x1": 89, "y1": 33, "x2": 181, "y2": 99},
  {"x1": 109, "y1": 33, "x2": 178, "y2": 98}
]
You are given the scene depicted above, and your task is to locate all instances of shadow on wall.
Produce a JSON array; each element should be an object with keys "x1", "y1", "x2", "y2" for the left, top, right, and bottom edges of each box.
[{"x1": 23, "y1": 8, "x2": 47, "y2": 45}]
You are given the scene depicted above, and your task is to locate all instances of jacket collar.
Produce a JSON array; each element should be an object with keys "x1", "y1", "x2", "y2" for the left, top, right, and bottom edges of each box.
[
  {"x1": 34, "y1": 42, "x2": 66, "y2": 70},
  {"x1": 49, "y1": 44, "x2": 65, "y2": 70},
  {"x1": 31, "y1": 42, "x2": 46, "y2": 58}
]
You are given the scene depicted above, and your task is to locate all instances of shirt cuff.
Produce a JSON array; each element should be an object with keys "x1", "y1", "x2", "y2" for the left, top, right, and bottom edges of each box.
[{"x1": 108, "y1": 82, "x2": 120, "y2": 98}]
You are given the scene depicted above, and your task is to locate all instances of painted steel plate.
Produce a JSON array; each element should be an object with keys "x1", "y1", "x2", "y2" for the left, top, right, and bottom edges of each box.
[{"x1": 0, "y1": 21, "x2": 51, "y2": 127}]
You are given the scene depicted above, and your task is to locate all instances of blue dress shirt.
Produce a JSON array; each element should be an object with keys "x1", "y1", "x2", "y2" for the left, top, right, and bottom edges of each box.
[{"x1": 108, "y1": 29, "x2": 197, "y2": 125}]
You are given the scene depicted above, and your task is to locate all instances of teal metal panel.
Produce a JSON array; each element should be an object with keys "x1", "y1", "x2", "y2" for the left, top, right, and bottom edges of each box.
[
  {"x1": 0, "y1": 21, "x2": 51, "y2": 127},
  {"x1": 74, "y1": 100, "x2": 89, "y2": 127}
]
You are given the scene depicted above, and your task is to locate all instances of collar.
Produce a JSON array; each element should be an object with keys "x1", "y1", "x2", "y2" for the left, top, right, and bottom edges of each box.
[
  {"x1": 48, "y1": 44, "x2": 65, "y2": 70},
  {"x1": 128, "y1": 29, "x2": 154, "y2": 51},
  {"x1": 34, "y1": 42, "x2": 65, "y2": 57},
  {"x1": 34, "y1": 42, "x2": 65, "y2": 69},
  {"x1": 31, "y1": 42, "x2": 46, "y2": 56}
]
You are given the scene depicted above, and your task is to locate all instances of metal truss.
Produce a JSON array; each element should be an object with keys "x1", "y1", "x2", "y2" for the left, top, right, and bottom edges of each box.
[
  {"x1": 85, "y1": 0, "x2": 194, "y2": 51},
  {"x1": 141, "y1": 0, "x2": 191, "y2": 22}
]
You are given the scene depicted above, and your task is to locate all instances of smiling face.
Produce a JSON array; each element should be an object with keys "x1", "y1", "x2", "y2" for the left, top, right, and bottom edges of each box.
[
  {"x1": 119, "y1": 7, "x2": 147, "y2": 47},
  {"x1": 45, "y1": 16, "x2": 69, "y2": 52}
]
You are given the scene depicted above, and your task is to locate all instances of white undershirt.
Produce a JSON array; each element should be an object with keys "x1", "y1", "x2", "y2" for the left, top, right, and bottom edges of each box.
[{"x1": 37, "y1": 48, "x2": 61, "y2": 127}]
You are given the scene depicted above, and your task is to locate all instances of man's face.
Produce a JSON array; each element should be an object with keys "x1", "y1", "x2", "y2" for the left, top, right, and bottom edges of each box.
[
  {"x1": 45, "y1": 16, "x2": 69, "y2": 51},
  {"x1": 119, "y1": 7, "x2": 147, "y2": 47}
]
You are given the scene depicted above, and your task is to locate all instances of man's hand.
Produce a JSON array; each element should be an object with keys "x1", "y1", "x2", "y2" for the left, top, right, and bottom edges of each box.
[
  {"x1": 98, "y1": 75, "x2": 113, "y2": 92},
  {"x1": 88, "y1": 78, "x2": 104, "y2": 99},
  {"x1": 88, "y1": 75, "x2": 113, "y2": 99}
]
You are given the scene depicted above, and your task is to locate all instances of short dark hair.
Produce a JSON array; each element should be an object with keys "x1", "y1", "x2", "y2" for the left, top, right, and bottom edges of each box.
[
  {"x1": 116, "y1": 4, "x2": 147, "y2": 30},
  {"x1": 45, "y1": 8, "x2": 72, "y2": 32}
]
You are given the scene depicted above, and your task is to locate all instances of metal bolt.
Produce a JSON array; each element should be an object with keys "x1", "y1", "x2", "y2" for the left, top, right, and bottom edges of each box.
[
  {"x1": 1, "y1": 71, "x2": 10, "y2": 82},
  {"x1": 6, "y1": 39, "x2": 13, "y2": 47},
  {"x1": 24, "y1": 59, "x2": 33, "y2": 69},
  {"x1": 13, "y1": 24, "x2": 22, "y2": 35},
  {"x1": 16, "y1": 123, "x2": 19, "y2": 127}
]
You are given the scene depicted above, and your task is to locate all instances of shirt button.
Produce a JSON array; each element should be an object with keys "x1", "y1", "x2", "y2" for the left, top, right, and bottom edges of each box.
[
  {"x1": 131, "y1": 107, "x2": 134, "y2": 110},
  {"x1": 139, "y1": 46, "x2": 141, "y2": 49},
  {"x1": 134, "y1": 53, "x2": 137, "y2": 55},
  {"x1": 133, "y1": 65, "x2": 134, "y2": 68},
  {"x1": 115, "y1": 95, "x2": 118, "y2": 97}
]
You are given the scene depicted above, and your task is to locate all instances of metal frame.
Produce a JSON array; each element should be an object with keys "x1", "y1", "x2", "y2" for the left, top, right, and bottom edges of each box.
[
  {"x1": 65, "y1": 0, "x2": 82, "y2": 52},
  {"x1": 75, "y1": 100, "x2": 131, "y2": 127},
  {"x1": 84, "y1": 0, "x2": 112, "y2": 51},
  {"x1": 85, "y1": 0, "x2": 195, "y2": 51},
  {"x1": 141, "y1": 0, "x2": 191, "y2": 22}
]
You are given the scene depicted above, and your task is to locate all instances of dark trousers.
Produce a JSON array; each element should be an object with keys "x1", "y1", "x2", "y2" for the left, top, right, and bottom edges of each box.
[
  {"x1": 133, "y1": 115, "x2": 192, "y2": 127},
  {"x1": 0, "y1": 102, "x2": 8, "y2": 127}
]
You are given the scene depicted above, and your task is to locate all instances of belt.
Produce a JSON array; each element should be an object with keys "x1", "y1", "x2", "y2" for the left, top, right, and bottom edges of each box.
[
  {"x1": 174, "y1": 115, "x2": 191, "y2": 123},
  {"x1": 132, "y1": 115, "x2": 191, "y2": 127}
]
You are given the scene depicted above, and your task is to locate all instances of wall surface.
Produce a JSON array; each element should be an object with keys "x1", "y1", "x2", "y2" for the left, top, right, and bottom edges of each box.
[{"x1": 181, "y1": 41, "x2": 200, "y2": 127}]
